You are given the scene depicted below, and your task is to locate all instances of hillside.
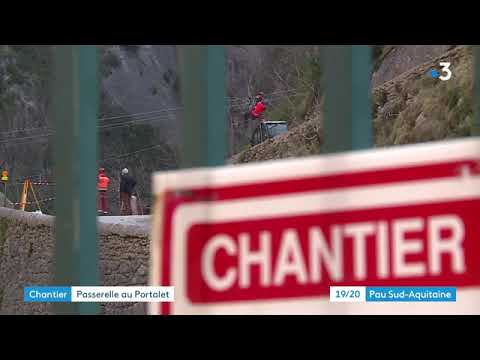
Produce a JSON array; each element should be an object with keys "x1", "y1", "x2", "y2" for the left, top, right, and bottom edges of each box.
[
  {"x1": 231, "y1": 45, "x2": 471, "y2": 164},
  {"x1": 229, "y1": 118, "x2": 322, "y2": 164},
  {"x1": 373, "y1": 45, "x2": 470, "y2": 146}
]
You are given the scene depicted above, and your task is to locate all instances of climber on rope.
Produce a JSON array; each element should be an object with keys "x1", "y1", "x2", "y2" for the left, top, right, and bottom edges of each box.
[{"x1": 244, "y1": 92, "x2": 267, "y2": 123}]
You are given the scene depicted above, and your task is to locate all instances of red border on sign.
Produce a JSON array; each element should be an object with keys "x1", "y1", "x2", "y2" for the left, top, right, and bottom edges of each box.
[{"x1": 159, "y1": 159, "x2": 480, "y2": 314}]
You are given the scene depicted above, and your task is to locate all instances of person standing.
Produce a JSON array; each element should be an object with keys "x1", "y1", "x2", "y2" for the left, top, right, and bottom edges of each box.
[
  {"x1": 97, "y1": 168, "x2": 110, "y2": 215},
  {"x1": 120, "y1": 168, "x2": 137, "y2": 216}
]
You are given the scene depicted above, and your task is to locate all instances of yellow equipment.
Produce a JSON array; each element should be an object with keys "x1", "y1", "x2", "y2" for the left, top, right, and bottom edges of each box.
[{"x1": 19, "y1": 179, "x2": 42, "y2": 212}]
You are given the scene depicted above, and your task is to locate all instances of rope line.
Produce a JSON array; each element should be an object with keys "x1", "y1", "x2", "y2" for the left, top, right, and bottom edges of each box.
[{"x1": 0, "y1": 88, "x2": 303, "y2": 140}]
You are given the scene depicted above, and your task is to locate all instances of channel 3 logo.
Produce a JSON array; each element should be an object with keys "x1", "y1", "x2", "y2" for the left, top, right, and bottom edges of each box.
[{"x1": 430, "y1": 62, "x2": 452, "y2": 81}]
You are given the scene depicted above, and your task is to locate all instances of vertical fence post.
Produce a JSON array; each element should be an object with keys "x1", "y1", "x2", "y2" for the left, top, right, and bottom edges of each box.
[
  {"x1": 322, "y1": 45, "x2": 372, "y2": 152},
  {"x1": 52, "y1": 45, "x2": 99, "y2": 315},
  {"x1": 178, "y1": 45, "x2": 227, "y2": 168}
]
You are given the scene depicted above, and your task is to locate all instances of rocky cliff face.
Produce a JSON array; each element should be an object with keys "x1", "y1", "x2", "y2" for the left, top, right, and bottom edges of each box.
[
  {"x1": 100, "y1": 45, "x2": 181, "y2": 144},
  {"x1": 372, "y1": 45, "x2": 454, "y2": 87}
]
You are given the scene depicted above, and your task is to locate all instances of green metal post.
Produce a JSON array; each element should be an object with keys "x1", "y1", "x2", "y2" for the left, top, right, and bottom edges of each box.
[
  {"x1": 52, "y1": 45, "x2": 99, "y2": 315},
  {"x1": 178, "y1": 46, "x2": 227, "y2": 168},
  {"x1": 473, "y1": 46, "x2": 480, "y2": 136},
  {"x1": 322, "y1": 45, "x2": 372, "y2": 152}
]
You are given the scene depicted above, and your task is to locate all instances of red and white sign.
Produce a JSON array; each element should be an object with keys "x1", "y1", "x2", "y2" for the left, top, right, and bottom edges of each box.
[{"x1": 150, "y1": 139, "x2": 480, "y2": 314}]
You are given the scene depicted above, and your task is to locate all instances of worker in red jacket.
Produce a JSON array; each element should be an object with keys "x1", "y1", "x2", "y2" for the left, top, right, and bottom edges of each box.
[
  {"x1": 250, "y1": 92, "x2": 267, "y2": 121},
  {"x1": 244, "y1": 92, "x2": 267, "y2": 123},
  {"x1": 97, "y1": 168, "x2": 110, "y2": 215}
]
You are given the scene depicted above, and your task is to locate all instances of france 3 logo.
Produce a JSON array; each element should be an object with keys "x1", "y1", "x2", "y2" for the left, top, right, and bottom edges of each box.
[{"x1": 430, "y1": 62, "x2": 452, "y2": 81}]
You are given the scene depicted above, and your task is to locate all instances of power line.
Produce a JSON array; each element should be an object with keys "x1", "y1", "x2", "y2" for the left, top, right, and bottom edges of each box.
[
  {"x1": 101, "y1": 144, "x2": 174, "y2": 162},
  {"x1": 0, "y1": 113, "x2": 175, "y2": 144},
  {"x1": 0, "y1": 88, "x2": 300, "y2": 136},
  {"x1": 1, "y1": 111, "x2": 179, "y2": 144},
  {"x1": 0, "y1": 106, "x2": 185, "y2": 137},
  {"x1": 0, "y1": 131, "x2": 55, "y2": 144},
  {"x1": 0, "y1": 89, "x2": 307, "y2": 145},
  {"x1": 97, "y1": 113, "x2": 177, "y2": 130},
  {"x1": 0, "y1": 124, "x2": 50, "y2": 136},
  {"x1": 0, "y1": 109, "x2": 185, "y2": 142},
  {"x1": 0, "y1": 97, "x2": 245, "y2": 136},
  {"x1": 97, "y1": 106, "x2": 184, "y2": 122},
  {"x1": 0, "y1": 98, "x2": 301, "y2": 146},
  {"x1": 0, "y1": 96, "x2": 249, "y2": 136},
  {"x1": 0, "y1": 108, "x2": 183, "y2": 137}
]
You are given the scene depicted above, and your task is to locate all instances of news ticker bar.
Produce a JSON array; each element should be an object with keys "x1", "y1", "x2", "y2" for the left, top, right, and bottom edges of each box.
[
  {"x1": 24, "y1": 286, "x2": 456, "y2": 303},
  {"x1": 330, "y1": 286, "x2": 456, "y2": 302},
  {"x1": 24, "y1": 287, "x2": 174, "y2": 303}
]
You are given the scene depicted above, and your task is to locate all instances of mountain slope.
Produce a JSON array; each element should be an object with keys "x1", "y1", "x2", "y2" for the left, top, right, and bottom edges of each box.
[
  {"x1": 229, "y1": 118, "x2": 322, "y2": 164},
  {"x1": 231, "y1": 45, "x2": 471, "y2": 164}
]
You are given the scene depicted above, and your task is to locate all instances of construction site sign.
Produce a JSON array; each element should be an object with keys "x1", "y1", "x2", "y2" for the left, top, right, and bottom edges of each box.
[{"x1": 150, "y1": 138, "x2": 480, "y2": 315}]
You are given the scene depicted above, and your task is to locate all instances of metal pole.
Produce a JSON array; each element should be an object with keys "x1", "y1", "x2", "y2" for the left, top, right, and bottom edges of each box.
[
  {"x1": 53, "y1": 45, "x2": 99, "y2": 315},
  {"x1": 322, "y1": 45, "x2": 372, "y2": 152},
  {"x1": 178, "y1": 45, "x2": 227, "y2": 168}
]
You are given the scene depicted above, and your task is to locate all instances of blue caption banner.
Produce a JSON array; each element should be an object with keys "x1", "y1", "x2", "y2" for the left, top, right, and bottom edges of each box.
[
  {"x1": 366, "y1": 287, "x2": 456, "y2": 302},
  {"x1": 24, "y1": 287, "x2": 72, "y2": 302},
  {"x1": 23, "y1": 286, "x2": 175, "y2": 303}
]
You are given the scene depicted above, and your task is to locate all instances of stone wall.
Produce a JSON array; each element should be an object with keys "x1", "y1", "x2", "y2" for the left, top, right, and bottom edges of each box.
[{"x1": 0, "y1": 208, "x2": 150, "y2": 315}]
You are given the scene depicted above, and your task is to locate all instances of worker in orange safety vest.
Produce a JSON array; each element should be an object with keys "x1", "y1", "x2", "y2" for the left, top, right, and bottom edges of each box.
[{"x1": 97, "y1": 168, "x2": 110, "y2": 215}]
